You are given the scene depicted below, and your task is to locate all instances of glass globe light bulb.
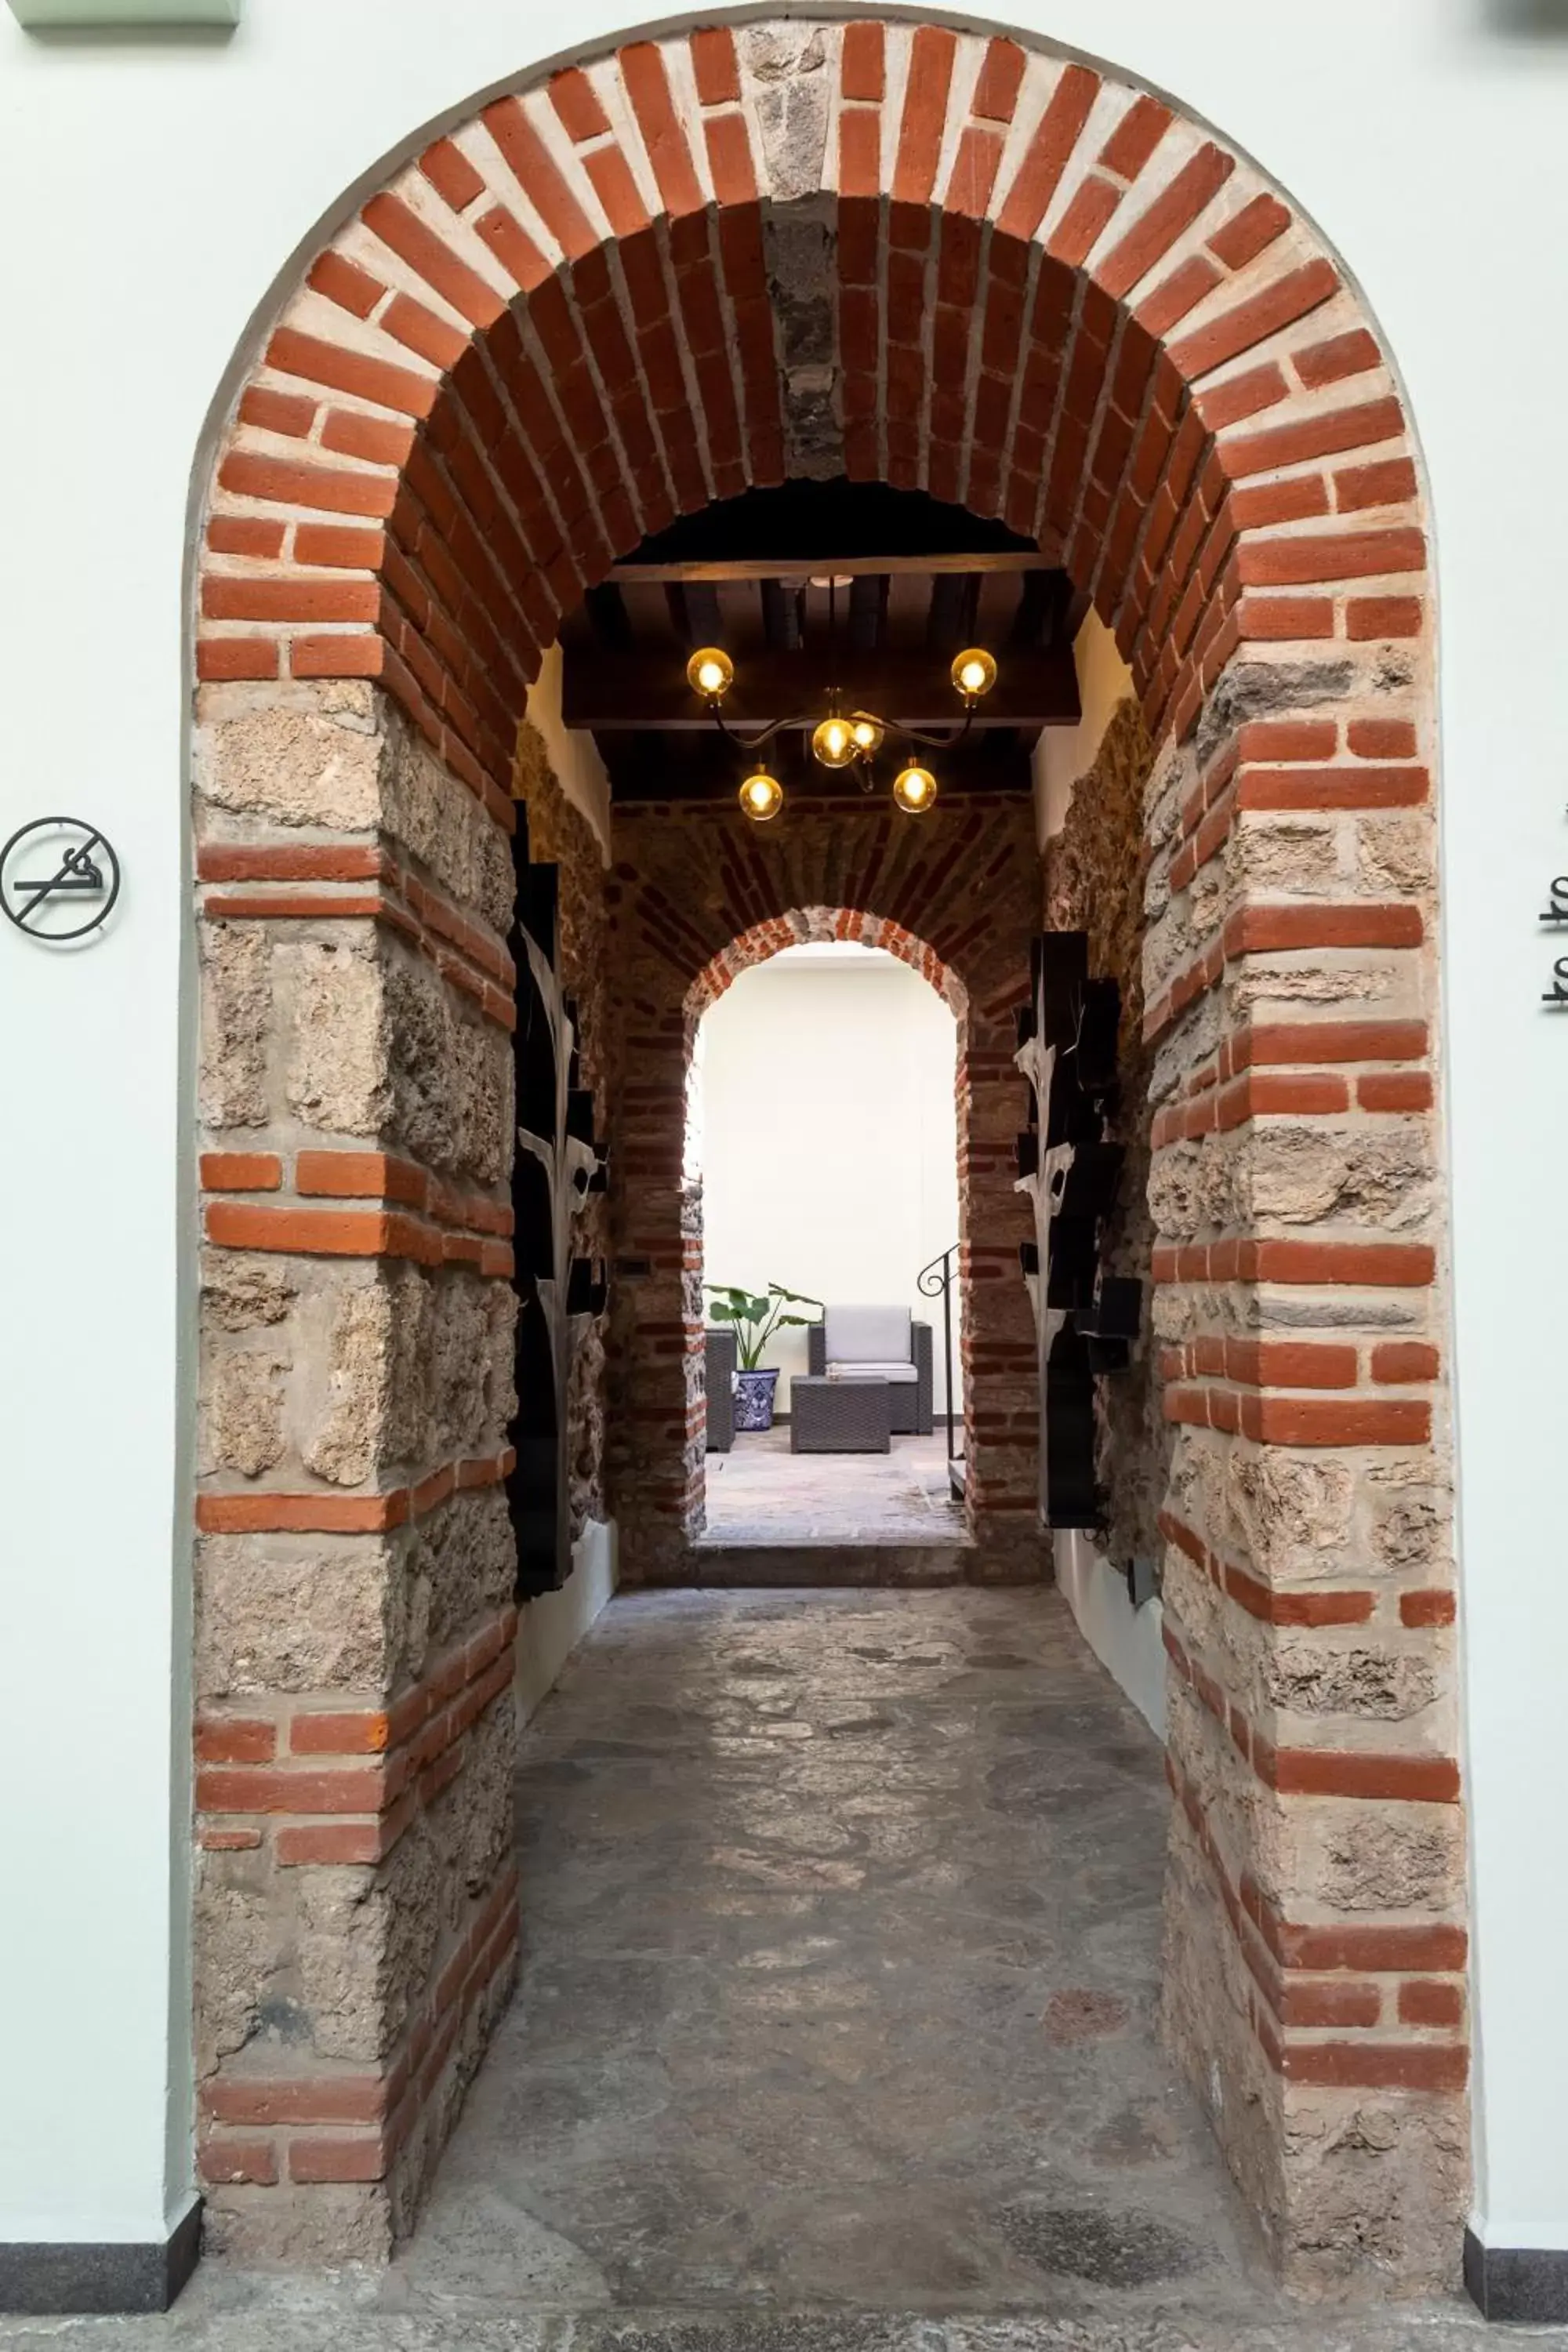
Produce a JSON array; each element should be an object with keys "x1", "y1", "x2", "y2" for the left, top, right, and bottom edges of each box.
[
  {"x1": 811, "y1": 713, "x2": 857, "y2": 769},
  {"x1": 738, "y1": 768, "x2": 783, "y2": 822},
  {"x1": 849, "y1": 717, "x2": 884, "y2": 755},
  {"x1": 687, "y1": 646, "x2": 735, "y2": 702},
  {"x1": 892, "y1": 763, "x2": 938, "y2": 815},
  {"x1": 951, "y1": 647, "x2": 997, "y2": 701}
]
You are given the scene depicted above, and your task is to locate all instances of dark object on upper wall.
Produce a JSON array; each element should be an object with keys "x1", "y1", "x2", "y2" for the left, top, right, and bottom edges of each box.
[
  {"x1": 7, "y1": 0, "x2": 239, "y2": 20},
  {"x1": 1482, "y1": 0, "x2": 1568, "y2": 34},
  {"x1": 1015, "y1": 931, "x2": 1142, "y2": 1531},
  {"x1": 507, "y1": 804, "x2": 607, "y2": 1599}
]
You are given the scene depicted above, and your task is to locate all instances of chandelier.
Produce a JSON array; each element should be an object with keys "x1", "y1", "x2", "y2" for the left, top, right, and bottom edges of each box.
[{"x1": 684, "y1": 587, "x2": 999, "y2": 822}]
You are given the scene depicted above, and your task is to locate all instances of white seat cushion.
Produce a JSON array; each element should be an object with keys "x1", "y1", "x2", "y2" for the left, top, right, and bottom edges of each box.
[
  {"x1": 827, "y1": 1359, "x2": 918, "y2": 1383},
  {"x1": 823, "y1": 1305, "x2": 912, "y2": 1364}
]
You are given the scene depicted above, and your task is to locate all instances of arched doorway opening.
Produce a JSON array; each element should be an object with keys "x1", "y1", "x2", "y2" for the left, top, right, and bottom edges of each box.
[
  {"x1": 613, "y1": 846, "x2": 1036, "y2": 1581},
  {"x1": 191, "y1": 14, "x2": 1456, "y2": 2291},
  {"x1": 688, "y1": 909, "x2": 969, "y2": 1563}
]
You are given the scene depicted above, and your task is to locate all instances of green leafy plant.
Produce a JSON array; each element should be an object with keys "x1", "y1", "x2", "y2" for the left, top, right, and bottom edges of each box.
[{"x1": 705, "y1": 1283, "x2": 822, "y2": 1370}]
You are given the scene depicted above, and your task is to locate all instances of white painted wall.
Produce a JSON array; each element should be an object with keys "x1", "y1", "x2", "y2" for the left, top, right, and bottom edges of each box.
[
  {"x1": 0, "y1": 0, "x2": 1565, "y2": 2264},
  {"x1": 524, "y1": 645, "x2": 613, "y2": 855},
  {"x1": 514, "y1": 1518, "x2": 617, "y2": 1726},
  {"x1": 1033, "y1": 610, "x2": 1136, "y2": 849},
  {"x1": 693, "y1": 944, "x2": 960, "y2": 1410},
  {"x1": 1054, "y1": 1533, "x2": 1167, "y2": 1739}
]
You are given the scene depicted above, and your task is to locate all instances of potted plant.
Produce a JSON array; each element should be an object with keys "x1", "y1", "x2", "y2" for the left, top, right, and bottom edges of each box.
[{"x1": 706, "y1": 1283, "x2": 822, "y2": 1432}]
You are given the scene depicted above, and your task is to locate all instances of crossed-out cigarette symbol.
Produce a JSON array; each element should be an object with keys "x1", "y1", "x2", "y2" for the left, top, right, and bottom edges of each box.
[{"x1": 0, "y1": 818, "x2": 120, "y2": 941}]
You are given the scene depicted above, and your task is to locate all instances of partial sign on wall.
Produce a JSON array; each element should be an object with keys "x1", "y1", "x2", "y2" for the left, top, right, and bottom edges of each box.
[{"x1": 7, "y1": 0, "x2": 239, "y2": 22}]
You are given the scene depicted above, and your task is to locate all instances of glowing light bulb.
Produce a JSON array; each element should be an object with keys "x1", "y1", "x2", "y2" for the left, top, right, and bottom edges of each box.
[
  {"x1": 812, "y1": 713, "x2": 856, "y2": 769},
  {"x1": 892, "y1": 763, "x2": 938, "y2": 815},
  {"x1": 738, "y1": 768, "x2": 783, "y2": 822},
  {"x1": 687, "y1": 646, "x2": 735, "y2": 702},
  {"x1": 849, "y1": 716, "x2": 884, "y2": 756},
  {"x1": 951, "y1": 647, "x2": 997, "y2": 701}
]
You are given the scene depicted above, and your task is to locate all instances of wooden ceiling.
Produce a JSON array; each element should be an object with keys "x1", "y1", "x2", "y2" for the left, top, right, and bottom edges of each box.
[{"x1": 558, "y1": 482, "x2": 1085, "y2": 802}]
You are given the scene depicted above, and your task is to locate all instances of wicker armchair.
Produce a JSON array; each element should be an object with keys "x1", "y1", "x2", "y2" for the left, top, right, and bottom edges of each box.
[
  {"x1": 808, "y1": 1305, "x2": 934, "y2": 1435},
  {"x1": 704, "y1": 1326, "x2": 737, "y2": 1452}
]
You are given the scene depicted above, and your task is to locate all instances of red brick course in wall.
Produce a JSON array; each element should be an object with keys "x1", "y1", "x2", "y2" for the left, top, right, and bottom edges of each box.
[
  {"x1": 603, "y1": 804, "x2": 1041, "y2": 1581},
  {"x1": 192, "y1": 16, "x2": 1455, "y2": 2285}
]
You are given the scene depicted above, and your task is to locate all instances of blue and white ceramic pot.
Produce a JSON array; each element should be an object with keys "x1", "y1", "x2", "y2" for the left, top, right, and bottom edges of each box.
[{"x1": 733, "y1": 1367, "x2": 779, "y2": 1432}]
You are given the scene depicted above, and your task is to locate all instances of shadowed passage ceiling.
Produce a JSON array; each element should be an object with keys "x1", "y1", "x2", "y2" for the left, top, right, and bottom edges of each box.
[{"x1": 557, "y1": 478, "x2": 1085, "y2": 801}]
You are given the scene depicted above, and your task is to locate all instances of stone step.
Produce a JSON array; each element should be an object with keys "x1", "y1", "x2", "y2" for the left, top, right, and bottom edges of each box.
[{"x1": 669, "y1": 1541, "x2": 982, "y2": 1584}]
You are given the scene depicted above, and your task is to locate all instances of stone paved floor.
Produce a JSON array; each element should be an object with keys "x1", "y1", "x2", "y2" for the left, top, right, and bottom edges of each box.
[
  {"x1": 5, "y1": 1589, "x2": 1553, "y2": 2352},
  {"x1": 397, "y1": 1587, "x2": 1266, "y2": 2316},
  {"x1": 702, "y1": 1430, "x2": 966, "y2": 1548}
]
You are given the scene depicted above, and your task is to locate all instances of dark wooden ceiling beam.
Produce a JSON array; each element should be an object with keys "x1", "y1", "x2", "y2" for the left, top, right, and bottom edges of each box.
[
  {"x1": 608, "y1": 551, "x2": 1062, "y2": 583},
  {"x1": 608, "y1": 757, "x2": 1036, "y2": 803},
  {"x1": 759, "y1": 577, "x2": 804, "y2": 651},
  {"x1": 583, "y1": 580, "x2": 633, "y2": 649},
  {"x1": 848, "y1": 572, "x2": 888, "y2": 652},
  {"x1": 664, "y1": 580, "x2": 724, "y2": 648},
  {"x1": 926, "y1": 570, "x2": 978, "y2": 651},
  {"x1": 1009, "y1": 568, "x2": 1072, "y2": 650},
  {"x1": 563, "y1": 645, "x2": 1080, "y2": 731}
]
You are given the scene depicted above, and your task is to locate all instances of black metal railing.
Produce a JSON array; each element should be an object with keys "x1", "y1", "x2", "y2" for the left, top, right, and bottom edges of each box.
[{"x1": 916, "y1": 1243, "x2": 963, "y2": 1486}]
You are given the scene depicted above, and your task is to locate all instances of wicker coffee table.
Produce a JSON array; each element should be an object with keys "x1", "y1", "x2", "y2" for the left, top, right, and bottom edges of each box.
[{"x1": 790, "y1": 1375, "x2": 891, "y2": 1453}]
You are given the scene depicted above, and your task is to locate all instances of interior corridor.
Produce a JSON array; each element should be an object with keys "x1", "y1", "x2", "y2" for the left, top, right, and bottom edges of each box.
[{"x1": 390, "y1": 1586, "x2": 1275, "y2": 2320}]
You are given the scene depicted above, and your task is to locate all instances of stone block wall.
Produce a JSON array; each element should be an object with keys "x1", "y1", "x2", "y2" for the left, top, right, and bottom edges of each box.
[
  {"x1": 1145, "y1": 650, "x2": 1461, "y2": 2289},
  {"x1": 192, "y1": 679, "x2": 522, "y2": 2260},
  {"x1": 604, "y1": 793, "x2": 1041, "y2": 1583}
]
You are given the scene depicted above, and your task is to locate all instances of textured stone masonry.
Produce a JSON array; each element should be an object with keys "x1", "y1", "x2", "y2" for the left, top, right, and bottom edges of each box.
[{"x1": 194, "y1": 679, "x2": 522, "y2": 2260}]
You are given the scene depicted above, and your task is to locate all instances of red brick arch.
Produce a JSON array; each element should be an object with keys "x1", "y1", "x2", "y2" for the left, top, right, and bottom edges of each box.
[
  {"x1": 688, "y1": 906, "x2": 965, "y2": 1020},
  {"x1": 192, "y1": 12, "x2": 1456, "y2": 2292},
  {"x1": 196, "y1": 16, "x2": 1425, "y2": 773}
]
